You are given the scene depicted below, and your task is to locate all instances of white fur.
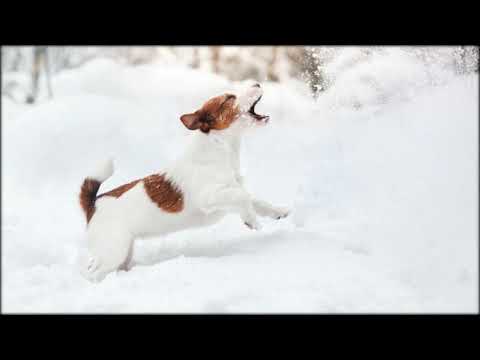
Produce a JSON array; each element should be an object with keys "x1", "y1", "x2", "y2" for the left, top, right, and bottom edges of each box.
[{"x1": 80, "y1": 83, "x2": 289, "y2": 282}]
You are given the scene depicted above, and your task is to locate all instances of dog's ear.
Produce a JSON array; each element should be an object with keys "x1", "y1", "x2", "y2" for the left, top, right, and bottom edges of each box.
[{"x1": 180, "y1": 113, "x2": 202, "y2": 130}]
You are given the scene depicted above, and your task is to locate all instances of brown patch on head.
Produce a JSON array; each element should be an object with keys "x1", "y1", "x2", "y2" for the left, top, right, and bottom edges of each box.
[
  {"x1": 96, "y1": 173, "x2": 183, "y2": 213},
  {"x1": 143, "y1": 174, "x2": 183, "y2": 212},
  {"x1": 79, "y1": 178, "x2": 101, "y2": 224},
  {"x1": 180, "y1": 94, "x2": 239, "y2": 133}
]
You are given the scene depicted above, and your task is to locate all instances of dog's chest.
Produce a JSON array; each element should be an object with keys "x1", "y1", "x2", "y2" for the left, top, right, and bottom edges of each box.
[{"x1": 137, "y1": 135, "x2": 242, "y2": 235}]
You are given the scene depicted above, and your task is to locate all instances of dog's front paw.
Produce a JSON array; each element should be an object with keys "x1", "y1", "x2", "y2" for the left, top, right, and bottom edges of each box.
[
  {"x1": 244, "y1": 220, "x2": 262, "y2": 230},
  {"x1": 270, "y1": 207, "x2": 290, "y2": 220},
  {"x1": 243, "y1": 215, "x2": 262, "y2": 231}
]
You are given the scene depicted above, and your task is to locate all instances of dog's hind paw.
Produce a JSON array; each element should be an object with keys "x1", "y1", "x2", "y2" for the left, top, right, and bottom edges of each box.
[
  {"x1": 87, "y1": 256, "x2": 100, "y2": 272},
  {"x1": 80, "y1": 255, "x2": 107, "y2": 283}
]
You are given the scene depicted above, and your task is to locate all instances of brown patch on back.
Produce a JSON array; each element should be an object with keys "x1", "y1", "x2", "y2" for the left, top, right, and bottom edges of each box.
[
  {"x1": 79, "y1": 178, "x2": 101, "y2": 223},
  {"x1": 180, "y1": 94, "x2": 239, "y2": 133},
  {"x1": 96, "y1": 173, "x2": 184, "y2": 213},
  {"x1": 143, "y1": 174, "x2": 184, "y2": 212},
  {"x1": 97, "y1": 179, "x2": 141, "y2": 199}
]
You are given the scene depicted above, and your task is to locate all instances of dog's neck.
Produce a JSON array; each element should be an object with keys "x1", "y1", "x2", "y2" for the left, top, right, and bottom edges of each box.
[
  {"x1": 190, "y1": 130, "x2": 242, "y2": 170},
  {"x1": 200, "y1": 129, "x2": 241, "y2": 153},
  {"x1": 165, "y1": 129, "x2": 243, "y2": 190}
]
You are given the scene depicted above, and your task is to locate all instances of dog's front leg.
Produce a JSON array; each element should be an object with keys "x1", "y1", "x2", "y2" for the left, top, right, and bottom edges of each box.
[
  {"x1": 201, "y1": 186, "x2": 261, "y2": 230},
  {"x1": 252, "y1": 199, "x2": 290, "y2": 220},
  {"x1": 234, "y1": 175, "x2": 289, "y2": 220}
]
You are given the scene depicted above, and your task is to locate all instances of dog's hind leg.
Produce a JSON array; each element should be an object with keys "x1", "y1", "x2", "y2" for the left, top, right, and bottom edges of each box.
[
  {"x1": 119, "y1": 241, "x2": 134, "y2": 271},
  {"x1": 81, "y1": 224, "x2": 134, "y2": 282}
]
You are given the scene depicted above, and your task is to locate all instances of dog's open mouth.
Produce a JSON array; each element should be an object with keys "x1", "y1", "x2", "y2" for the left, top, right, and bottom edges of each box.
[{"x1": 248, "y1": 96, "x2": 269, "y2": 122}]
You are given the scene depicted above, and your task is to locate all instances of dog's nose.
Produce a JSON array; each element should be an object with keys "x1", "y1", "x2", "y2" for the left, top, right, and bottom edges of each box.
[{"x1": 252, "y1": 83, "x2": 261, "y2": 88}]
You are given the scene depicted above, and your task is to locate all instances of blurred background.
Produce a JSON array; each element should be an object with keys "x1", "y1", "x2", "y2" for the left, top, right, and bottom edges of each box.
[{"x1": 2, "y1": 46, "x2": 478, "y2": 104}]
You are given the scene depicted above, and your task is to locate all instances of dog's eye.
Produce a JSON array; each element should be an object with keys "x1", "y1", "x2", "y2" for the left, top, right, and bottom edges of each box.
[{"x1": 203, "y1": 114, "x2": 214, "y2": 124}]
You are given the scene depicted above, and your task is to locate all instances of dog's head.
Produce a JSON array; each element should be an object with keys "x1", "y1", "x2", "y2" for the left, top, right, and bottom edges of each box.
[{"x1": 180, "y1": 82, "x2": 269, "y2": 135}]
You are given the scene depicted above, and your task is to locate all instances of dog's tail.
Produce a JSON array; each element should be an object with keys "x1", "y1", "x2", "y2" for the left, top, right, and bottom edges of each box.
[{"x1": 79, "y1": 158, "x2": 114, "y2": 224}]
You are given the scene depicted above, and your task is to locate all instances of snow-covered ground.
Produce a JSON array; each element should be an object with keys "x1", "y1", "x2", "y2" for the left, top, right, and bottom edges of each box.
[{"x1": 2, "y1": 55, "x2": 478, "y2": 313}]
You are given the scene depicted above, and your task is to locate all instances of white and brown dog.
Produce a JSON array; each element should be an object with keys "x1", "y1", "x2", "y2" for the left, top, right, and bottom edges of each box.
[{"x1": 79, "y1": 82, "x2": 289, "y2": 282}]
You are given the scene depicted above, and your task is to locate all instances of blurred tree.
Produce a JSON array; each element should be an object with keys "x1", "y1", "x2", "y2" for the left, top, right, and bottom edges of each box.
[
  {"x1": 211, "y1": 46, "x2": 221, "y2": 73},
  {"x1": 191, "y1": 48, "x2": 200, "y2": 68},
  {"x1": 474, "y1": 46, "x2": 480, "y2": 73},
  {"x1": 267, "y1": 46, "x2": 279, "y2": 82},
  {"x1": 2, "y1": 47, "x2": 25, "y2": 72},
  {"x1": 285, "y1": 46, "x2": 305, "y2": 78},
  {"x1": 453, "y1": 46, "x2": 479, "y2": 74},
  {"x1": 302, "y1": 47, "x2": 330, "y2": 98},
  {"x1": 11, "y1": 47, "x2": 22, "y2": 71},
  {"x1": 455, "y1": 46, "x2": 468, "y2": 74},
  {"x1": 26, "y1": 46, "x2": 52, "y2": 104}
]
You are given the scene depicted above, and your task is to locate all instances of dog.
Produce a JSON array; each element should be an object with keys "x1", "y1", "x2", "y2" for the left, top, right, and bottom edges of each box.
[{"x1": 79, "y1": 82, "x2": 290, "y2": 282}]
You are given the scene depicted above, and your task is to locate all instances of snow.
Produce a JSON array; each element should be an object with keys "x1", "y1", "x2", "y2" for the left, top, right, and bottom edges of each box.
[
  {"x1": 2, "y1": 56, "x2": 478, "y2": 313},
  {"x1": 322, "y1": 47, "x2": 457, "y2": 110}
]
